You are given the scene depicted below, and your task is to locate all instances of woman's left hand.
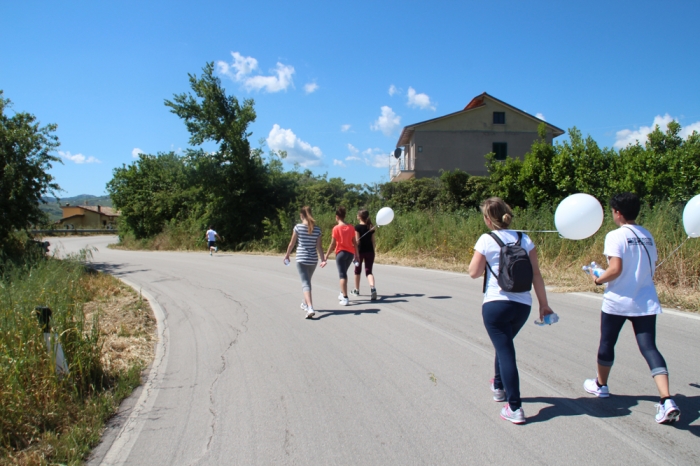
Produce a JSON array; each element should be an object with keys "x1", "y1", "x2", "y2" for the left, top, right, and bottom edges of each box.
[{"x1": 539, "y1": 305, "x2": 554, "y2": 321}]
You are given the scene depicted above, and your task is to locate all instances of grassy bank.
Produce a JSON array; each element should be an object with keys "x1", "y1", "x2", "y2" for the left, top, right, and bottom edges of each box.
[
  {"x1": 0, "y1": 254, "x2": 155, "y2": 465},
  {"x1": 113, "y1": 202, "x2": 700, "y2": 312}
]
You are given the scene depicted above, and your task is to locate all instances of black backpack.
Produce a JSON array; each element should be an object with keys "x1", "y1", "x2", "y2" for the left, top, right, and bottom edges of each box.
[{"x1": 483, "y1": 232, "x2": 533, "y2": 293}]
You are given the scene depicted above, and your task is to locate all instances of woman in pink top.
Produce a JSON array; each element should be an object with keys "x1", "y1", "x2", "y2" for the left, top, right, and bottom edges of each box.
[{"x1": 325, "y1": 206, "x2": 358, "y2": 306}]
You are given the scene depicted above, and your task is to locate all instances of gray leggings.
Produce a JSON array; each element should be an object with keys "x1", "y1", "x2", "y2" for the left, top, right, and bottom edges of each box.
[
  {"x1": 335, "y1": 250, "x2": 354, "y2": 280},
  {"x1": 296, "y1": 262, "x2": 317, "y2": 292}
]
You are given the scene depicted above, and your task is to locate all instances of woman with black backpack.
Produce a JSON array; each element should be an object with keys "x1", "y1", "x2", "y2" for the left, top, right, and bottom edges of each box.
[{"x1": 468, "y1": 197, "x2": 554, "y2": 424}]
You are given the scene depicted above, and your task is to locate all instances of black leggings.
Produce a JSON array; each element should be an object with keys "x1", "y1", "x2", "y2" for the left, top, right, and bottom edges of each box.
[{"x1": 597, "y1": 312, "x2": 668, "y2": 377}]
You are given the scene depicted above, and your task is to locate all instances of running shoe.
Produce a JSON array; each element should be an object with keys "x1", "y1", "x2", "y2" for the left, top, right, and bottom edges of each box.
[
  {"x1": 214, "y1": 246, "x2": 218, "y2": 253},
  {"x1": 305, "y1": 308, "x2": 315, "y2": 319},
  {"x1": 490, "y1": 379, "x2": 506, "y2": 402},
  {"x1": 350, "y1": 289, "x2": 360, "y2": 296},
  {"x1": 655, "y1": 399, "x2": 680, "y2": 424},
  {"x1": 210, "y1": 250, "x2": 212, "y2": 256},
  {"x1": 500, "y1": 404, "x2": 526, "y2": 424},
  {"x1": 338, "y1": 292, "x2": 344, "y2": 301},
  {"x1": 300, "y1": 302, "x2": 308, "y2": 311},
  {"x1": 584, "y1": 378, "x2": 610, "y2": 398},
  {"x1": 339, "y1": 297, "x2": 349, "y2": 306},
  {"x1": 371, "y1": 288, "x2": 377, "y2": 301}
]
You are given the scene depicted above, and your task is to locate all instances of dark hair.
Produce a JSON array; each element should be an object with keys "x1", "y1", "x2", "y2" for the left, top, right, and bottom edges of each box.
[
  {"x1": 208, "y1": 225, "x2": 213, "y2": 230},
  {"x1": 609, "y1": 193, "x2": 640, "y2": 220},
  {"x1": 357, "y1": 209, "x2": 373, "y2": 229},
  {"x1": 300, "y1": 206, "x2": 316, "y2": 234},
  {"x1": 336, "y1": 206, "x2": 346, "y2": 220},
  {"x1": 480, "y1": 197, "x2": 513, "y2": 230}
]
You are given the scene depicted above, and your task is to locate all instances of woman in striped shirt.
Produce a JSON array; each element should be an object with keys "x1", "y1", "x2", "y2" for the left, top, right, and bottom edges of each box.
[{"x1": 284, "y1": 206, "x2": 327, "y2": 319}]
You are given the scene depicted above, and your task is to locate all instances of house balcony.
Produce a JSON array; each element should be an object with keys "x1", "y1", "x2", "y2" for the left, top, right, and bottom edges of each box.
[{"x1": 390, "y1": 154, "x2": 415, "y2": 182}]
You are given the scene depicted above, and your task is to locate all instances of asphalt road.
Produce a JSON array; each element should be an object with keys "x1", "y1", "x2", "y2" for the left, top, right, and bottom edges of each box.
[{"x1": 47, "y1": 236, "x2": 700, "y2": 465}]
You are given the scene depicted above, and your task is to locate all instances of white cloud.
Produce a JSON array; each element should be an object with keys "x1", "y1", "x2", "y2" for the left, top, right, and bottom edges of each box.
[
  {"x1": 217, "y1": 51, "x2": 294, "y2": 93},
  {"x1": 266, "y1": 124, "x2": 323, "y2": 167},
  {"x1": 614, "y1": 114, "x2": 700, "y2": 149},
  {"x1": 59, "y1": 151, "x2": 100, "y2": 164},
  {"x1": 388, "y1": 84, "x2": 398, "y2": 96},
  {"x1": 343, "y1": 144, "x2": 391, "y2": 168},
  {"x1": 333, "y1": 159, "x2": 346, "y2": 167},
  {"x1": 407, "y1": 87, "x2": 436, "y2": 110},
  {"x1": 341, "y1": 124, "x2": 351, "y2": 132},
  {"x1": 535, "y1": 113, "x2": 546, "y2": 121},
  {"x1": 304, "y1": 82, "x2": 319, "y2": 94},
  {"x1": 132, "y1": 147, "x2": 143, "y2": 158},
  {"x1": 371, "y1": 106, "x2": 401, "y2": 136}
]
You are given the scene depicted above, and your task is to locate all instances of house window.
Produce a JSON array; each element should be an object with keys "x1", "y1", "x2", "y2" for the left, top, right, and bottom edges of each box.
[
  {"x1": 492, "y1": 142, "x2": 507, "y2": 160},
  {"x1": 493, "y1": 112, "x2": 505, "y2": 124}
]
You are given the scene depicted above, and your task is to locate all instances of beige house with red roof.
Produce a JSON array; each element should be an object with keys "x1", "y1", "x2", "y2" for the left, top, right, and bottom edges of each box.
[
  {"x1": 57, "y1": 204, "x2": 120, "y2": 229},
  {"x1": 391, "y1": 92, "x2": 565, "y2": 181}
]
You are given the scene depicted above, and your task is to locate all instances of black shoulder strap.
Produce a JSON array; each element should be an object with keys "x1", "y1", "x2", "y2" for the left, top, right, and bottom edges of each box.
[
  {"x1": 489, "y1": 231, "x2": 505, "y2": 248},
  {"x1": 483, "y1": 233, "x2": 503, "y2": 292},
  {"x1": 623, "y1": 226, "x2": 653, "y2": 273}
]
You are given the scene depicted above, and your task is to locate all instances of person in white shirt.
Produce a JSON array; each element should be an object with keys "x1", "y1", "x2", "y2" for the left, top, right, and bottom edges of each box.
[
  {"x1": 583, "y1": 192, "x2": 680, "y2": 424},
  {"x1": 205, "y1": 226, "x2": 221, "y2": 256},
  {"x1": 468, "y1": 197, "x2": 553, "y2": 424}
]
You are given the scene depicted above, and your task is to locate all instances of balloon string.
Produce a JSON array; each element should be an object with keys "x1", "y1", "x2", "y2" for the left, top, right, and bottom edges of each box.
[
  {"x1": 657, "y1": 236, "x2": 690, "y2": 268},
  {"x1": 358, "y1": 226, "x2": 377, "y2": 240},
  {"x1": 512, "y1": 230, "x2": 560, "y2": 233}
]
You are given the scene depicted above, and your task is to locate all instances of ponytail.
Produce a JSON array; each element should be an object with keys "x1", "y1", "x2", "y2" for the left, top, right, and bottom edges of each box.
[
  {"x1": 300, "y1": 206, "x2": 316, "y2": 234},
  {"x1": 358, "y1": 209, "x2": 373, "y2": 229}
]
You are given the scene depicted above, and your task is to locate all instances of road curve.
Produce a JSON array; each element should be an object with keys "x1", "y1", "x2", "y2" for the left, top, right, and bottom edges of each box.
[{"x1": 47, "y1": 236, "x2": 700, "y2": 465}]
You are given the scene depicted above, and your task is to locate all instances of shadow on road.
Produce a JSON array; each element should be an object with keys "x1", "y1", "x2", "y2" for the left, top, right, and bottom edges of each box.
[
  {"x1": 428, "y1": 295, "x2": 452, "y2": 299},
  {"x1": 89, "y1": 262, "x2": 150, "y2": 276},
  {"x1": 350, "y1": 293, "x2": 426, "y2": 305},
  {"x1": 314, "y1": 308, "x2": 381, "y2": 320},
  {"x1": 523, "y1": 393, "x2": 700, "y2": 436}
]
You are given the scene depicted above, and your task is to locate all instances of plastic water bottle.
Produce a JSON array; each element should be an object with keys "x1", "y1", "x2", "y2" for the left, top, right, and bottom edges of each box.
[
  {"x1": 284, "y1": 258, "x2": 290, "y2": 266},
  {"x1": 534, "y1": 313, "x2": 560, "y2": 326},
  {"x1": 582, "y1": 261, "x2": 604, "y2": 278},
  {"x1": 353, "y1": 260, "x2": 360, "y2": 267}
]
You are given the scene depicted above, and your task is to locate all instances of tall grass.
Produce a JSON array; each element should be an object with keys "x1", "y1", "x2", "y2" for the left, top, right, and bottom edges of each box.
[{"x1": 0, "y1": 253, "x2": 143, "y2": 464}]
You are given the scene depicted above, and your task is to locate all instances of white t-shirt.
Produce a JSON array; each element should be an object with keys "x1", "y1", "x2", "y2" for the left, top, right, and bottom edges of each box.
[
  {"x1": 474, "y1": 230, "x2": 535, "y2": 305},
  {"x1": 602, "y1": 225, "x2": 661, "y2": 316},
  {"x1": 206, "y1": 229, "x2": 217, "y2": 241}
]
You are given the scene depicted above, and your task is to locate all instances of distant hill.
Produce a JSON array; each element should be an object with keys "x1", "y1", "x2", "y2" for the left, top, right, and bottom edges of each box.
[{"x1": 40, "y1": 195, "x2": 114, "y2": 222}]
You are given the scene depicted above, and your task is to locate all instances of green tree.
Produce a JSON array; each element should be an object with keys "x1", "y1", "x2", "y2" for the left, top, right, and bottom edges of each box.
[
  {"x1": 0, "y1": 91, "x2": 61, "y2": 248},
  {"x1": 107, "y1": 152, "x2": 199, "y2": 238},
  {"x1": 164, "y1": 63, "x2": 282, "y2": 244}
]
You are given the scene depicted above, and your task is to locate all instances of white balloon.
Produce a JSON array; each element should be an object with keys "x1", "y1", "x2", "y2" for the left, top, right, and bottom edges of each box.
[
  {"x1": 683, "y1": 194, "x2": 700, "y2": 238},
  {"x1": 376, "y1": 207, "x2": 395, "y2": 226},
  {"x1": 554, "y1": 193, "x2": 604, "y2": 240}
]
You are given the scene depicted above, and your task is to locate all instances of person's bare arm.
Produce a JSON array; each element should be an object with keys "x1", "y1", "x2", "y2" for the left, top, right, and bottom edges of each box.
[
  {"x1": 468, "y1": 251, "x2": 486, "y2": 279},
  {"x1": 591, "y1": 256, "x2": 622, "y2": 285},
  {"x1": 284, "y1": 230, "x2": 298, "y2": 263},
  {"x1": 317, "y1": 235, "x2": 327, "y2": 268},
  {"x1": 325, "y1": 237, "x2": 336, "y2": 261},
  {"x1": 529, "y1": 248, "x2": 553, "y2": 320}
]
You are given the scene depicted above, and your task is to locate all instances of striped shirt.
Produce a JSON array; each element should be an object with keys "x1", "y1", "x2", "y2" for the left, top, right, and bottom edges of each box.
[{"x1": 294, "y1": 224, "x2": 322, "y2": 264}]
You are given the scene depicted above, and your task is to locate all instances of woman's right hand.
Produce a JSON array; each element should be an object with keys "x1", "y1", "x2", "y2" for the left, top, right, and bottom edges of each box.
[{"x1": 539, "y1": 305, "x2": 554, "y2": 321}]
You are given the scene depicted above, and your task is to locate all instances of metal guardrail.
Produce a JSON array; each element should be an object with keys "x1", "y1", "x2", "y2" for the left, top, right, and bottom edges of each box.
[{"x1": 31, "y1": 229, "x2": 118, "y2": 234}]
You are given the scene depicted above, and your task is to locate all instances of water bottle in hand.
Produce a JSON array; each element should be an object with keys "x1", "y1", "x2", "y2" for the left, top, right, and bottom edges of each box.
[
  {"x1": 534, "y1": 313, "x2": 559, "y2": 326},
  {"x1": 284, "y1": 258, "x2": 290, "y2": 266},
  {"x1": 582, "y1": 261, "x2": 604, "y2": 278}
]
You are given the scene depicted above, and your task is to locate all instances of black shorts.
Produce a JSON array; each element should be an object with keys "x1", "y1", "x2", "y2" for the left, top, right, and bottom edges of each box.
[{"x1": 208, "y1": 241, "x2": 216, "y2": 248}]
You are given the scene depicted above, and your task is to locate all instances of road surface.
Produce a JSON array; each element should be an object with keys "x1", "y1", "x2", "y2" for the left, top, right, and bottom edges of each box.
[{"x1": 47, "y1": 236, "x2": 700, "y2": 465}]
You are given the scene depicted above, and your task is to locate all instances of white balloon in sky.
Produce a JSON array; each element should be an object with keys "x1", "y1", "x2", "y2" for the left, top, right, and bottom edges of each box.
[
  {"x1": 682, "y1": 194, "x2": 700, "y2": 238},
  {"x1": 376, "y1": 207, "x2": 395, "y2": 226},
  {"x1": 554, "y1": 193, "x2": 604, "y2": 240}
]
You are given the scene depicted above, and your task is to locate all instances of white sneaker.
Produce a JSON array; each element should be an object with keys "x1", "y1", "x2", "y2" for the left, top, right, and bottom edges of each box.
[
  {"x1": 584, "y1": 378, "x2": 610, "y2": 397},
  {"x1": 655, "y1": 399, "x2": 680, "y2": 424},
  {"x1": 210, "y1": 250, "x2": 212, "y2": 256},
  {"x1": 500, "y1": 404, "x2": 526, "y2": 424},
  {"x1": 214, "y1": 246, "x2": 218, "y2": 253},
  {"x1": 490, "y1": 379, "x2": 506, "y2": 402},
  {"x1": 339, "y1": 297, "x2": 349, "y2": 306},
  {"x1": 350, "y1": 289, "x2": 360, "y2": 296},
  {"x1": 305, "y1": 308, "x2": 315, "y2": 319},
  {"x1": 300, "y1": 302, "x2": 308, "y2": 311},
  {"x1": 338, "y1": 292, "x2": 344, "y2": 301}
]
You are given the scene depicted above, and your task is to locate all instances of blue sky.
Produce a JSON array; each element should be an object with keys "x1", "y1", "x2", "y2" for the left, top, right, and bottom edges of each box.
[{"x1": 2, "y1": 0, "x2": 699, "y2": 197}]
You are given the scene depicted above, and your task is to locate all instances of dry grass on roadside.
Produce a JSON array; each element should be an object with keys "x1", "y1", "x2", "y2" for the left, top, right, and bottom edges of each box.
[{"x1": 82, "y1": 273, "x2": 156, "y2": 376}]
